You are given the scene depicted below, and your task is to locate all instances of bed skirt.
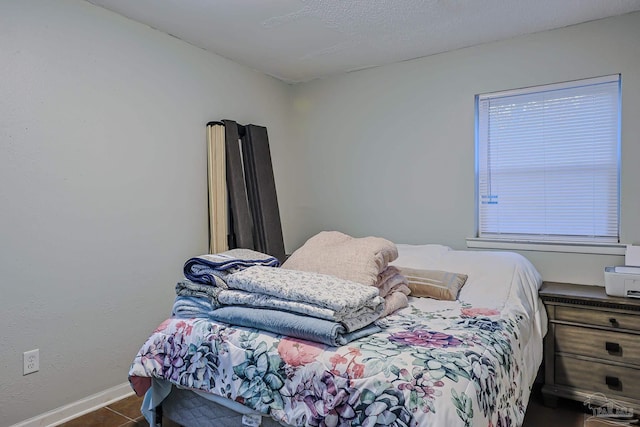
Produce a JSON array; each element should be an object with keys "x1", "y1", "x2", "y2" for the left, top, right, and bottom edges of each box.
[{"x1": 162, "y1": 385, "x2": 285, "y2": 427}]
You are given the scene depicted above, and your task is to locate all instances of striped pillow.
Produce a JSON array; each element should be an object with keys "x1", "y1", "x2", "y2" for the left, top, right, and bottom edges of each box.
[{"x1": 397, "y1": 267, "x2": 468, "y2": 300}]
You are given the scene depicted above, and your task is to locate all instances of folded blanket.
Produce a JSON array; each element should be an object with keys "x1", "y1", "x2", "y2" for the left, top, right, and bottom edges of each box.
[
  {"x1": 381, "y1": 292, "x2": 409, "y2": 317},
  {"x1": 226, "y1": 266, "x2": 384, "y2": 322},
  {"x1": 376, "y1": 266, "x2": 411, "y2": 298},
  {"x1": 172, "y1": 295, "x2": 217, "y2": 319},
  {"x1": 282, "y1": 231, "x2": 398, "y2": 286},
  {"x1": 184, "y1": 248, "x2": 280, "y2": 287},
  {"x1": 209, "y1": 306, "x2": 381, "y2": 346},
  {"x1": 216, "y1": 289, "x2": 381, "y2": 332},
  {"x1": 175, "y1": 280, "x2": 222, "y2": 302}
]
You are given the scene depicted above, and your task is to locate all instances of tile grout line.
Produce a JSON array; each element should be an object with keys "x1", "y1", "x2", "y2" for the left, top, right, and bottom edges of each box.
[{"x1": 105, "y1": 406, "x2": 137, "y2": 422}]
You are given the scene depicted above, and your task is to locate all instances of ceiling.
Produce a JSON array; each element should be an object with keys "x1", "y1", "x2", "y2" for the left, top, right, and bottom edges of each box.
[{"x1": 87, "y1": 0, "x2": 640, "y2": 84}]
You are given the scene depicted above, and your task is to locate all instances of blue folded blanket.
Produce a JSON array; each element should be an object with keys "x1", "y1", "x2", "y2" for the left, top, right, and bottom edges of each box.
[
  {"x1": 183, "y1": 249, "x2": 280, "y2": 287},
  {"x1": 171, "y1": 296, "x2": 380, "y2": 346},
  {"x1": 208, "y1": 306, "x2": 381, "y2": 347},
  {"x1": 172, "y1": 296, "x2": 217, "y2": 319}
]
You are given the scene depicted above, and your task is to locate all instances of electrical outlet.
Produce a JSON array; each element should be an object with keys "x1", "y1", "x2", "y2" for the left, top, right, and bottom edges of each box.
[{"x1": 23, "y1": 349, "x2": 39, "y2": 375}]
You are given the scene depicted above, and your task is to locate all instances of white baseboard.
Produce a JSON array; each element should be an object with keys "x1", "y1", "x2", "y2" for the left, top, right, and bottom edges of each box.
[{"x1": 10, "y1": 382, "x2": 134, "y2": 427}]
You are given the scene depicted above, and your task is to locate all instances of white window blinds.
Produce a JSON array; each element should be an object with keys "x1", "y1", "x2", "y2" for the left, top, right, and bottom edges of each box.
[{"x1": 476, "y1": 75, "x2": 621, "y2": 243}]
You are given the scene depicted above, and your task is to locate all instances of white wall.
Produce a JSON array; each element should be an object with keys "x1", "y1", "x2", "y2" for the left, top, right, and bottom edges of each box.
[
  {"x1": 288, "y1": 12, "x2": 640, "y2": 286},
  {"x1": 3, "y1": 2, "x2": 640, "y2": 424},
  {"x1": 0, "y1": 1, "x2": 292, "y2": 425}
]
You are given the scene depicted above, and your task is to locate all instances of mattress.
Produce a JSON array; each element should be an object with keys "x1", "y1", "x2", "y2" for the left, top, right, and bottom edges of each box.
[{"x1": 130, "y1": 245, "x2": 546, "y2": 427}]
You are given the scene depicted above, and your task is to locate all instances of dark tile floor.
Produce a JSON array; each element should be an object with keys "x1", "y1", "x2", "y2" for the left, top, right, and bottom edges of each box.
[
  {"x1": 523, "y1": 389, "x2": 587, "y2": 427},
  {"x1": 59, "y1": 388, "x2": 595, "y2": 427},
  {"x1": 57, "y1": 394, "x2": 150, "y2": 427}
]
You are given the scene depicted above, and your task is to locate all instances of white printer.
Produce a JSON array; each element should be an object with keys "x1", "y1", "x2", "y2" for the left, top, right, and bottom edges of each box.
[
  {"x1": 605, "y1": 244, "x2": 640, "y2": 298},
  {"x1": 604, "y1": 266, "x2": 640, "y2": 298}
]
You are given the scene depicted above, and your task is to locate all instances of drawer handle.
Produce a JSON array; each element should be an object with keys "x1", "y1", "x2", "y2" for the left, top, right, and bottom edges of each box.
[
  {"x1": 609, "y1": 318, "x2": 619, "y2": 327},
  {"x1": 606, "y1": 376, "x2": 621, "y2": 389},
  {"x1": 605, "y1": 342, "x2": 621, "y2": 354}
]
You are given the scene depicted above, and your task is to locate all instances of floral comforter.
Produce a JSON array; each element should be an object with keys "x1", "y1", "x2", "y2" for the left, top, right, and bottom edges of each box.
[{"x1": 129, "y1": 297, "x2": 537, "y2": 427}]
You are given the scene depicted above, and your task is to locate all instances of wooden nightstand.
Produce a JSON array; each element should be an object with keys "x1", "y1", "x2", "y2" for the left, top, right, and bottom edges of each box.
[{"x1": 539, "y1": 282, "x2": 640, "y2": 414}]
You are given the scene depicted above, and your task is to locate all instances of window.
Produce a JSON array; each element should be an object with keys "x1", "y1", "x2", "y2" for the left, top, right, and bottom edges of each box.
[{"x1": 475, "y1": 75, "x2": 621, "y2": 244}]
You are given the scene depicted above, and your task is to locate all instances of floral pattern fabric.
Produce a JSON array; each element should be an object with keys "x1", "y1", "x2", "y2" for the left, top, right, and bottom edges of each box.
[
  {"x1": 129, "y1": 297, "x2": 533, "y2": 427},
  {"x1": 227, "y1": 266, "x2": 384, "y2": 318}
]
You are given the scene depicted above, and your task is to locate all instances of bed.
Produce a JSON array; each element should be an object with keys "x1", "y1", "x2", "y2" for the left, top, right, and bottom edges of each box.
[{"x1": 128, "y1": 244, "x2": 547, "y2": 427}]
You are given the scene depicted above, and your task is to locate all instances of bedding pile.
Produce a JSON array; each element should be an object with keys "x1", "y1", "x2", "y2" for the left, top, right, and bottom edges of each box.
[
  {"x1": 174, "y1": 247, "x2": 386, "y2": 346},
  {"x1": 183, "y1": 248, "x2": 280, "y2": 287},
  {"x1": 283, "y1": 231, "x2": 410, "y2": 316},
  {"x1": 129, "y1": 243, "x2": 547, "y2": 427}
]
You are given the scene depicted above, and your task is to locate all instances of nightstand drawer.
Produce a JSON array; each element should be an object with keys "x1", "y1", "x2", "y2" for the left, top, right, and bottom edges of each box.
[
  {"x1": 555, "y1": 324, "x2": 640, "y2": 365},
  {"x1": 541, "y1": 282, "x2": 640, "y2": 413},
  {"x1": 556, "y1": 306, "x2": 640, "y2": 331},
  {"x1": 556, "y1": 355, "x2": 640, "y2": 398}
]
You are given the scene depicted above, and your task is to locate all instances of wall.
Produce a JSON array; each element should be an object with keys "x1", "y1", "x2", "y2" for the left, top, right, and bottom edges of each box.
[
  {"x1": 0, "y1": 1, "x2": 293, "y2": 425},
  {"x1": 288, "y1": 12, "x2": 640, "y2": 286},
  {"x1": 3, "y1": 3, "x2": 640, "y2": 424}
]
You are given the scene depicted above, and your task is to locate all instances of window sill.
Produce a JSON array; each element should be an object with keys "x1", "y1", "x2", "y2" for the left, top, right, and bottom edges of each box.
[{"x1": 465, "y1": 238, "x2": 626, "y2": 255}]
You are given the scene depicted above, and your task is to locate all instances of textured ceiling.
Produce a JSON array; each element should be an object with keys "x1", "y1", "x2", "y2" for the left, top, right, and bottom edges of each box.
[{"x1": 87, "y1": 0, "x2": 640, "y2": 83}]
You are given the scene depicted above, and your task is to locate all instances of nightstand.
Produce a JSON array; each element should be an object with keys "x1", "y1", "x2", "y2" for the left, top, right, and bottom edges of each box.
[{"x1": 539, "y1": 282, "x2": 640, "y2": 414}]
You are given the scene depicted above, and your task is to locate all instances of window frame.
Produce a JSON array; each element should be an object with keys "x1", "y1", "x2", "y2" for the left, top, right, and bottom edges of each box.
[{"x1": 472, "y1": 75, "x2": 622, "y2": 253}]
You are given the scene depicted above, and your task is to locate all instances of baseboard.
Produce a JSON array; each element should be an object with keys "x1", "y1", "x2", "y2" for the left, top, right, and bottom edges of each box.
[{"x1": 10, "y1": 382, "x2": 134, "y2": 427}]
